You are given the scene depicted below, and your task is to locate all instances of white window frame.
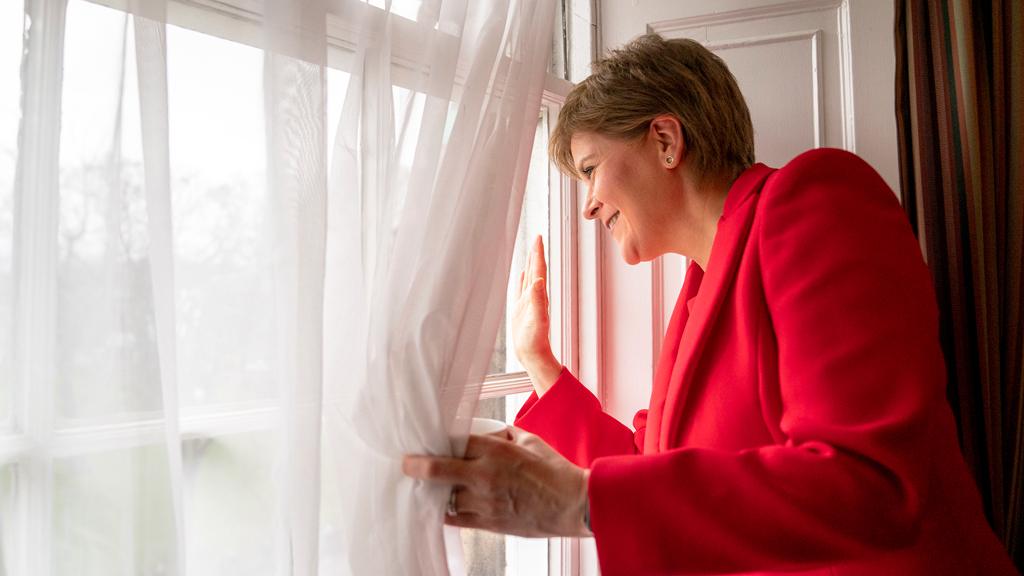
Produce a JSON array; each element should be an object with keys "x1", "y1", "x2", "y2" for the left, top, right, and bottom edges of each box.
[
  {"x1": 2, "y1": 0, "x2": 584, "y2": 575},
  {"x1": 476, "y1": 85, "x2": 582, "y2": 576},
  {"x1": 479, "y1": 84, "x2": 576, "y2": 400}
]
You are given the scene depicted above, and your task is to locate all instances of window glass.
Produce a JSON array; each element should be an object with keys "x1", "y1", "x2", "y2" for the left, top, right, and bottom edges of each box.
[
  {"x1": 53, "y1": 445, "x2": 176, "y2": 575},
  {"x1": 464, "y1": 392, "x2": 548, "y2": 576},
  {"x1": 326, "y1": 65, "x2": 430, "y2": 235},
  {"x1": 325, "y1": 66, "x2": 349, "y2": 173},
  {"x1": 166, "y1": 23, "x2": 272, "y2": 409},
  {"x1": 56, "y1": 0, "x2": 278, "y2": 418},
  {"x1": 183, "y1": 432, "x2": 276, "y2": 575},
  {"x1": 0, "y1": 0, "x2": 22, "y2": 425},
  {"x1": 327, "y1": 55, "x2": 549, "y2": 383},
  {"x1": 56, "y1": 1, "x2": 160, "y2": 422},
  {"x1": 367, "y1": 0, "x2": 423, "y2": 21},
  {"x1": 487, "y1": 113, "x2": 550, "y2": 375},
  {"x1": 0, "y1": 464, "x2": 17, "y2": 574}
]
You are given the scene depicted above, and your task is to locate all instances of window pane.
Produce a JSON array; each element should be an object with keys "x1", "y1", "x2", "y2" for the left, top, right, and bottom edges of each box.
[
  {"x1": 57, "y1": 1, "x2": 161, "y2": 422},
  {"x1": 183, "y1": 432, "x2": 275, "y2": 575},
  {"x1": 325, "y1": 66, "x2": 350, "y2": 174},
  {"x1": 463, "y1": 392, "x2": 548, "y2": 576},
  {"x1": 167, "y1": 24, "x2": 273, "y2": 408},
  {"x1": 367, "y1": 0, "x2": 422, "y2": 21},
  {"x1": 53, "y1": 445, "x2": 176, "y2": 575},
  {"x1": 474, "y1": 392, "x2": 531, "y2": 424},
  {"x1": 487, "y1": 113, "x2": 550, "y2": 376},
  {"x1": 57, "y1": 0, "x2": 277, "y2": 418},
  {"x1": 0, "y1": 0, "x2": 22, "y2": 425},
  {"x1": 0, "y1": 464, "x2": 18, "y2": 574}
]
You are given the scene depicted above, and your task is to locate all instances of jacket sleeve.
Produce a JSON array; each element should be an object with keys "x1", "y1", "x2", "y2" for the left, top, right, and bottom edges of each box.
[
  {"x1": 514, "y1": 367, "x2": 640, "y2": 467},
  {"x1": 587, "y1": 149, "x2": 944, "y2": 574}
]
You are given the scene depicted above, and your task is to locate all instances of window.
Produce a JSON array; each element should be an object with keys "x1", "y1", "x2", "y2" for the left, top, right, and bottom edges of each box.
[
  {"x1": 0, "y1": 0, "x2": 20, "y2": 432},
  {"x1": 463, "y1": 95, "x2": 578, "y2": 575},
  {"x1": 50, "y1": 2, "x2": 275, "y2": 572},
  {"x1": 0, "y1": 0, "x2": 580, "y2": 574}
]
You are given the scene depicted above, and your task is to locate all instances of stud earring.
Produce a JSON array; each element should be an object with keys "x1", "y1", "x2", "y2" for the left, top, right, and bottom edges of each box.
[{"x1": 666, "y1": 156, "x2": 674, "y2": 165}]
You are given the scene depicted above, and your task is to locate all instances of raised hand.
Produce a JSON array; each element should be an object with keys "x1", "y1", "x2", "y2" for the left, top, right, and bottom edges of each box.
[{"x1": 511, "y1": 236, "x2": 562, "y2": 395}]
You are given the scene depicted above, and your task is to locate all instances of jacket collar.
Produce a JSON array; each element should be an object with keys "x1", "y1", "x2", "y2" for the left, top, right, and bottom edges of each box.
[
  {"x1": 724, "y1": 163, "x2": 773, "y2": 218},
  {"x1": 654, "y1": 163, "x2": 775, "y2": 451}
]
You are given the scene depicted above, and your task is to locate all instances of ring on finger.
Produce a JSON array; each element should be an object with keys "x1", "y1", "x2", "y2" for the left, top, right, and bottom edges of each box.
[{"x1": 446, "y1": 487, "x2": 459, "y2": 517}]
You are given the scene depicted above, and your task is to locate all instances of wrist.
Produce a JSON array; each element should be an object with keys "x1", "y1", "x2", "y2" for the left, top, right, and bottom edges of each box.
[
  {"x1": 523, "y1": 352, "x2": 561, "y2": 395},
  {"x1": 578, "y1": 469, "x2": 592, "y2": 537}
]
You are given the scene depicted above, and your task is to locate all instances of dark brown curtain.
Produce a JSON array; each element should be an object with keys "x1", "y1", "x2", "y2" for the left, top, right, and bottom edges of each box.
[{"x1": 895, "y1": 0, "x2": 1023, "y2": 568}]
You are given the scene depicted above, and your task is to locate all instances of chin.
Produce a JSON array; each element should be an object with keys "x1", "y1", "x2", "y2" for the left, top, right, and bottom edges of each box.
[
  {"x1": 618, "y1": 240, "x2": 660, "y2": 265},
  {"x1": 618, "y1": 243, "x2": 645, "y2": 265},
  {"x1": 614, "y1": 231, "x2": 653, "y2": 265}
]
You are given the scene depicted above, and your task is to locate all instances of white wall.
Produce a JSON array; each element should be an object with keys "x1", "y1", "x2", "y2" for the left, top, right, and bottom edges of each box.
[{"x1": 591, "y1": 0, "x2": 899, "y2": 425}]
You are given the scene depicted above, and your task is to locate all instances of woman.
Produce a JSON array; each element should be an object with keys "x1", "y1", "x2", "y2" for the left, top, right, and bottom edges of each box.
[{"x1": 403, "y1": 34, "x2": 1018, "y2": 575}]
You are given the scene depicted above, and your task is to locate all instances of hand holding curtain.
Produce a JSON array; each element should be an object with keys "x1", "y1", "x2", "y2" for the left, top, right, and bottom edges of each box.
[{"x1": 403, "y1": 427, "x2": 591, "y2": 538}]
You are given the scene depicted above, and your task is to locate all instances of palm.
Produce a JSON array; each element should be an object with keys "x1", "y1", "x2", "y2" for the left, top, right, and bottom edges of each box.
[{"x1": 511, "y1": 236, "x2": 553, "y2": 368}]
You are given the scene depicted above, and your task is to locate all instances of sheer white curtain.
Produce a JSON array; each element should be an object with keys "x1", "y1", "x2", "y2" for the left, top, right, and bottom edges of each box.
[
  {"x1": 0, "y1": 0, "x2": 554, "y2": 574},
  {"x1": 322, "y1": 0, "x2": 555, "y2": 573}
]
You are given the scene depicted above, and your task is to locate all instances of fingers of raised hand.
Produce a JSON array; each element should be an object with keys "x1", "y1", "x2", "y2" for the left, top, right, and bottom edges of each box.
[
  {"x1": 533, "y1": 277, "x2": 547, "y2": 306},
  {"x1": 522, "y1": 244, "x2": 534, "y2": 297},
  {"x1": 520, "y1": 235, "x2": 547, "y2": 298},
  {"x1": 533, "y1": 236, "x2": 547, "y2": 281},
  {"x1": 528, "y1": 241, "x2": 536, "y2": 289}
]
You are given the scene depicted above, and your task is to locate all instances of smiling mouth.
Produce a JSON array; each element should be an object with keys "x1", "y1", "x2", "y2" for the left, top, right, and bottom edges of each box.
[{"x1": 606, "y1": 211, "x2": 620, "y2": 230}]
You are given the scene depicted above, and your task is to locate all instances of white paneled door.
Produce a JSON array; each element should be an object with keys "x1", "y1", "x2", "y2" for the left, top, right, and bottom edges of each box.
[{"x1": 594, "y1": 0, "x2": 899, "y2": 439}]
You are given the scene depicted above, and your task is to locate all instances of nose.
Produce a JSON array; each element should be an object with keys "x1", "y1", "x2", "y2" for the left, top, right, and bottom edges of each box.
[{"x1": 582, "y1": 188, "x2": 601, "y2": 221}]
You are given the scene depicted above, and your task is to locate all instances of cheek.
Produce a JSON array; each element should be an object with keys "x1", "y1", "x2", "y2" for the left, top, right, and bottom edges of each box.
[{"x1": 604, "y1": 156, "x2": 641, "y2": 192}]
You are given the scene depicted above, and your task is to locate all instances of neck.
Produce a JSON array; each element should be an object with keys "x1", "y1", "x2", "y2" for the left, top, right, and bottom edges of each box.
[{"x1": 673, "y1": 171, "x2": 734, "y2": 270}]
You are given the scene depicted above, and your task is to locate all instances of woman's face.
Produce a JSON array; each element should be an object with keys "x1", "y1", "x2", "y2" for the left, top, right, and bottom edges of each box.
[{"x1": 571, "y1": 130, "x2": 683, "y2": 264}]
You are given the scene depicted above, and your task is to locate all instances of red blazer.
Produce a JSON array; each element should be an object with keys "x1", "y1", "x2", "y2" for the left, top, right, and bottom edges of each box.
[{"x1": 515, "y1": 149, "x2": 1018, "y2": 575}]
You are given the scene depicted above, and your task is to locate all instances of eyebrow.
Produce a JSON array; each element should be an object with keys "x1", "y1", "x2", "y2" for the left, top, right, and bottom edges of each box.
[{"x1": 575, "y1": 154, "x2": 595, "y2": 174}]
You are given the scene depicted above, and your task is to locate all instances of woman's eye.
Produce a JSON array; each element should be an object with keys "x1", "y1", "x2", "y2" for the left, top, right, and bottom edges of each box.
[{"x1": 581, "y1": 166, "x2": 593, "y2": 178}]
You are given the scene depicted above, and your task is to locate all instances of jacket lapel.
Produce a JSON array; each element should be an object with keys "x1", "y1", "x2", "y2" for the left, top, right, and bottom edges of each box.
[
  {"x1": 657, "y1": 164, "x2": 775, "y2": 452},
  {"x1": 642, "y1": 263, "x2": 703, "y2": 454}
]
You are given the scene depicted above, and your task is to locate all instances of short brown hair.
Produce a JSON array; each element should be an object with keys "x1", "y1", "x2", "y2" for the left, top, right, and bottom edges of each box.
[{"x1": 550, "y1": 34, "x2": 754, "y2": 183}]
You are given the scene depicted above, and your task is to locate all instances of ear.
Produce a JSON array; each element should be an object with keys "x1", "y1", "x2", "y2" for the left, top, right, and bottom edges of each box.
[{"x1": 648, "y1": 115, "x2": 685, "y2": 169}]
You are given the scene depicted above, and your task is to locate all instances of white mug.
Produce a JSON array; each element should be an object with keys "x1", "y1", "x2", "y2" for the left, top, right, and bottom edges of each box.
[{"x1": 469, "y1": 417, "x2": 508, "y2": 437}]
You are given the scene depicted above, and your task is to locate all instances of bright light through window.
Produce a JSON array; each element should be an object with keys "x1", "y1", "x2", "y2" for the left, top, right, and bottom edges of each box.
[
  {"x1": 57, "y1": 0, "x2": 157, "y2": 422},
  {"x1": 165, "y1": 20, "x2": 274, "y2": 410},
  {"x1": 367, "y1": 0, "x2": 423, "y2": 22},
  {"x1": 488, "y1": 113, "x2": 551, "y2": 376},
  {"x1": 0, "y1": 0, "x2": 21, "y2": 427},
  {"x1": 2, "y1": 0, "x2": 571, "y2": 574},
  {"x1": 465, "y1": 392, "x2": 549, "y2": 576}
]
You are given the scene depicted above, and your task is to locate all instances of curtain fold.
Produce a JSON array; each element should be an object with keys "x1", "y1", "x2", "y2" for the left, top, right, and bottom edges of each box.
[
  {"x1": 895, "y1": 0, "x2": 1023, "y2": 568},
  {"x1": 14, "y1": 1, "x2": 67, "y2": 573},
  {"x1": 133, "y1": 9, "x2": 187, "y2": 573},
  {"x1": 261, "y1": 1, "x2": 329, "y2": 572},
  {"x1": 2, "y1": 0, "x2": 554, "y2": 573},
  {"x1": 323, "y1": 1, "x2": 555, "y2": 573}
]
